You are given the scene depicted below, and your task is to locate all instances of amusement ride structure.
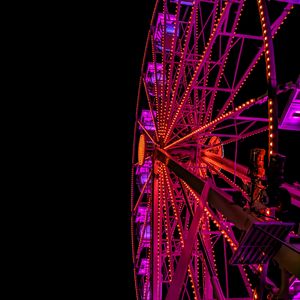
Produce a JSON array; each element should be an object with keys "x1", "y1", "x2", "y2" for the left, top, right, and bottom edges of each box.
[{"x1": 130, "y1": 0, "x2": 300, "y2": 299}]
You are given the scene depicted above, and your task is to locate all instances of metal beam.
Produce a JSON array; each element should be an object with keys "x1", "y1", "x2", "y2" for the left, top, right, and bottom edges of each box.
[
  {"x1": 201, "y1": 151, "x2": 250, "y2": 184},
  {"x1": 165, "y1": 184, "x2": 208, "y2": 300},
  {"x1": 155, "y1": 148, "x2": 300, "y2": 277},
  {"x1": 152, "y1": 160, "x2": 162, "y2": 300},
  {"x1": 156, "y1": 148, "x2": 256, "y2": 230}
]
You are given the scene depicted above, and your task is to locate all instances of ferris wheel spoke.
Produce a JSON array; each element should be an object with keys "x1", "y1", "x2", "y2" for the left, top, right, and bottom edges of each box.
[
  {"x1": 161, "y1": 0, "x2": 173, "y2": 137},
  {"x1": 164, "y1": 0, "x2": 182, "y2": 112},
  {"x1": 194, "y1": 33, "x2": 242, "y2": 87},
  {"x1": 217, "y1": 4, "x2": 293, "y2": 118},
  {"x1": 162, "y1": 185, "x2": 175, "y2": 280},
  {"x1": 163, "y1": 166, "x2": 202, "y2": 298},
  {"x1": 232, "y1": 37, "x2": 245, "y2": 92},
  {"x1": 143, "y1": 77, "x2": 159, "y2": 141},
  {"x1": 199, "y1": 36, "x2": 251, "y2": 125},
  {"x1": 197, "y1": 1, "x2": 219, "y2": 127},
  {"x1": 270, "y1": 3, "x2": 293, "y2": 32},
  {"x1": 204, "y1": 205, "x2": 239, "y2": 249},
  {"x1": 204, "y1": 203, "x2": 254, "y2": 298},
  {"x1": 216, "y1": 125, "x2": 268, "y2": 149},
  {"x1": 184, "y1": 0, "x2": 222, "y2": 63},
  {"x1": 165, "y1": 96, "x2": 260, "y2": 150},
  {"x1": 200, "y1": 225, "x2": 226, "y2": 299},
  {"x1": 192, "y1": 1, "x2": 218, "y2": 127},
  {"x1": 165, "y1": 3, "x2": 233, "y2": 144},
  {"x1": 164, "y1": 198, "x2": 202, "y2": 300},
  {"x1": 150, "y1": 34, "x2": 165, "y2": 137},
  {"x1": 157, "y1": 148, "x2": 261, "y2": 230},
  {"x1": 203, "y1": 0, "x2": 245, "y2": 125},
  {"x1": 208, "y1": 206, "x2": 254, "y2": 297},
  {"x1": 166, "y1": 5, "x2": 196, "y2": 130},
  {"x1": 203, "y1": 158, "x2": 250, "y2": 201},
  {"x1": 164, "y1": 166, "x2": 186, "y2": 235},
  {"x1": 201, "y1": 118, "x2": 251, "y2": 138},
  {"x1": 137, "y1": 120, "x2": 158, "y2": 146},
  {"x1": 133, "y1": 172, "x2": 152, "y2": 213},
  {"x1": 205, "y1": 117, "x2": 267, "y2": 144},
  {"x1": 198, "y1": 1, "x2": 219, "y2": 52},
  {"x1": 169, "y1": 3, "x2": 230, "y2": 134},
  {"x1": 202, "y1": 198, "x2": 252, "y2": 297},
  {"x1": 202, "y1": 152, "x2": 249, "y2": 183}
]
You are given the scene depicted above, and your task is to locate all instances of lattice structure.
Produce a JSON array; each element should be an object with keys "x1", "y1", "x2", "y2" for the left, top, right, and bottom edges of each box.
[{"x1": 131, "y1": 1, "x2": 300, "y2": 299}]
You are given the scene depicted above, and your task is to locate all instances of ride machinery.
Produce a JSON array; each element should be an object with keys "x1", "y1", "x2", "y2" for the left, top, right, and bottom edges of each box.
[{"x1": 131, "y1": 0, "x2": 300, "y2": 299}]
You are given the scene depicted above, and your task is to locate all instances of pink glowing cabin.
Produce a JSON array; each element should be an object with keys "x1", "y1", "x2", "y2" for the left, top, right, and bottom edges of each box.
[
  {"x1": 139, "y1": 109, "x2": 157, "y2": 132},
  {"x1": 135, "y1": 205, "x2": 150, "y2": 223},
  {"x1": 139, "y1": 225, "x2": 151, "y2": 246},
  {"x1": 154, "y1": 13, "x2": 177, "y2": 52},
  {"x1": 145, "y1": 62, "x2": 164, "y2": 97},
  {"x1": 136, "y1": 209, "x2": 151, "y2": 248},
  {"x1": 138, "y1": 258, "x2": 150, "y2": 276},
  {"x1": 136, "y1": 158, "x2": 152, "y2": 193}
]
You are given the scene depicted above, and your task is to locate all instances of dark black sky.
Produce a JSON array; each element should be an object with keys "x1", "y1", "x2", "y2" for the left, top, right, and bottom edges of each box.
[
  {"x1": 84, "y1": 1, "x2": 300, "y2": 298},
  {"x1": 91, "y1": 2, "x2": 158, "y2": 298},
  {"x1": 58, "y1": 3, "x2": 157, "y2": 296}
]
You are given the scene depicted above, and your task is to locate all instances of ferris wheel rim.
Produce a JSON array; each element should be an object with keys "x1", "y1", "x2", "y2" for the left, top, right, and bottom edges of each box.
[{"x1": 131, "y1": 1, "x2": 297, "y2": 299}]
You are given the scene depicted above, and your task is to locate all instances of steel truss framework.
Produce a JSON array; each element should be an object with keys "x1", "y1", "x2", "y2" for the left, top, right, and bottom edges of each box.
[{"x1": 131, "y1": 0, "x2": 300, "y2": 299}]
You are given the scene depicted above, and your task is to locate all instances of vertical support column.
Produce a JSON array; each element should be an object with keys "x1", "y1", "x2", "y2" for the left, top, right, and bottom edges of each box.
[
  {"x1": 257, "y1": 0, "x2": 278, "y2": 162},
  {"x1": 152, "y1": 159, "x2": 161, "y2": 300}
]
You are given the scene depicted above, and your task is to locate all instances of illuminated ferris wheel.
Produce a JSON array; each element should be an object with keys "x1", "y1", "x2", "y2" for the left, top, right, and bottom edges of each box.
[{"x1": 131, "y1": 0, "x2": 300, "y2": 299}]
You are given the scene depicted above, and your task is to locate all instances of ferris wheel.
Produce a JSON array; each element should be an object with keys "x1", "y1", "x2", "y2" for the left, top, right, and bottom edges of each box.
[{"x1": 131, "y1": 0, "x2": 300, "y2": 299}]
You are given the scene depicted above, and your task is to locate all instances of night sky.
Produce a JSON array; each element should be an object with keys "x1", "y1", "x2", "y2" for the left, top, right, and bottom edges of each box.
[{"x1": 103, "y1": 1, "x2": 300, "y2": 298}]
